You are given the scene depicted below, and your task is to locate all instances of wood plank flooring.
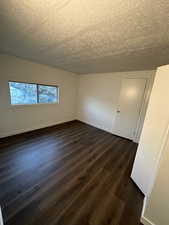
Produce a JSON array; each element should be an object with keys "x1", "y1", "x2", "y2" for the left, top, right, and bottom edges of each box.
[{"x1": 0, "y1": 121, "x2": 144, "y2": 225}]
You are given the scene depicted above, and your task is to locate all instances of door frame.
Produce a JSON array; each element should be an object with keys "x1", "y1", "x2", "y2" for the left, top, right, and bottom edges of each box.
[
  {"x1": 0, "y1": 207, "x2": 3, "y2": 225},
  {"x1": 134, "y1": 75, "x2": 155, "y2": 143}
]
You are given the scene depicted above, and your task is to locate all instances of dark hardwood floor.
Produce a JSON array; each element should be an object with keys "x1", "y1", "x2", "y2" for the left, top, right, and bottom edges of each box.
[{"x1": 0, "y1": 121, "x2": 144, "y2": 225}]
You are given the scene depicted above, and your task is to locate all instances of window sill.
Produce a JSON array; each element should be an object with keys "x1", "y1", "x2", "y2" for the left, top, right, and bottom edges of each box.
[{"x1": 8, "y1": 102, "x2": 59, "y2": 108}]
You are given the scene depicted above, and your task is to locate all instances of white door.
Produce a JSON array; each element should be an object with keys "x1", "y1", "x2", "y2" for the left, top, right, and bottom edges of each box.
[{"x1": 113, "y1": 78, "x2": 147, "y2": 140}]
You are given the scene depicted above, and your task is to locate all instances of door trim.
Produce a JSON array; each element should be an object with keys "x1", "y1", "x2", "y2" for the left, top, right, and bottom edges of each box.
[
  {"x1": 133, "y1": 79, "x2": 148, "y2": 142},
  {"x1": 0, "y1": 207, "x2": 3, "y2": 225}
]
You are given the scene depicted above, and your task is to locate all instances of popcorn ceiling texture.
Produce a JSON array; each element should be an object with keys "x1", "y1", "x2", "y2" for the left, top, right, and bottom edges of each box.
[{"x1": 0, "y1": 0, "x2": 169, "y2": 74}]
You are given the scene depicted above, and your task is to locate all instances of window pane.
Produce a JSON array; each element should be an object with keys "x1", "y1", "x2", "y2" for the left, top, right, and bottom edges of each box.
[
  {"x1": 9, "y1": 82, "x2": 37, "y2": 105},
  {"x1": 38, "y1": 85, "x2": 58, "y2": 103}
]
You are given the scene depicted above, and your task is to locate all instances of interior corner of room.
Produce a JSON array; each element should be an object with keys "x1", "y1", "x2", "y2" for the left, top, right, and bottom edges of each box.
[{"x1": 0, "y1": 1, "x2": 169, "y2": 225}]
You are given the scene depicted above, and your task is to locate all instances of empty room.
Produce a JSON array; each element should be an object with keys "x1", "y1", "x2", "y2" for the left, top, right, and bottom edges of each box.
[{"x1": 0, "y1": 1, "x2": 169, "y2": 225}]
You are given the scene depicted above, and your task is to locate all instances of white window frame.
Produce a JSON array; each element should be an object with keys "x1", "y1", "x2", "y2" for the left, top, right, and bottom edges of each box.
[{"x1": 8, "y1": 81, "x2": 59, "y2": 106}]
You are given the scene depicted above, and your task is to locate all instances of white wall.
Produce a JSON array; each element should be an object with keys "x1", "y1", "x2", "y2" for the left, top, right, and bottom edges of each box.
[
  {"x1": 143, "y1": 131, "x2": 169, "y2": 225},
  {"x1": 129, "y1": 65, "x2": 169, "y2": 225},
  {"x1": 0, "y1": 55, "x2": 155, "y2": 140},
  {"x1": 77, "y1": 71, "x2": 155, "y2": 142},
  {"x1": 0, "y1": 54, "x2": 77, "y2": 138},
  {"x1": 131, "y1": 65, "x2": 169, "y2": 197}
]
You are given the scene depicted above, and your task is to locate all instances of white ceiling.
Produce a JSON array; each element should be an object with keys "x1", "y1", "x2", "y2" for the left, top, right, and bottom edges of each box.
[{"x1": 0, "y1": 0, "x2": 169, "y2": 74}]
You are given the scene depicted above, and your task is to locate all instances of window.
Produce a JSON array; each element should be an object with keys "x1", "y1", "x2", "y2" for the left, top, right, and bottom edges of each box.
[
  {"x1": 38, "y1": 85, "x2": 58, "y2": 103},
  {"x1": 9, "y1": 82, "x2": 59, "y2": 105}
]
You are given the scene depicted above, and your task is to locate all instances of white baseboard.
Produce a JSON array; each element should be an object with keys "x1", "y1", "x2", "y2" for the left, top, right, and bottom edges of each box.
[
  {"x1": 141, "y1": 216, "x2": 156, "y2": 225},
  {"x1": 77, "y1": 119, "x2": 118, "y2": 136},
  {"x1": 0, "y1": 119, "x2": 75, "y2": 138},
  {"x1": 141, "y1": 197, "x2": 156, "y2": 225},
  {"x1": 77, "y1": 118, "x2": 137, "y2": 142},
  {"x1": 141, "y1": 197, "x2": 147, "y2": 218},
  {"x1": 0, "y1": 207, "x2": 3, "y2": 225}
]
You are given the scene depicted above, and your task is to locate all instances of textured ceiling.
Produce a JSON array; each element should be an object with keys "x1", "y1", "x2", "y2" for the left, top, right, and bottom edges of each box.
[{"x1": 0, "y1": 0, "x2": 169, "y2": 74}]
